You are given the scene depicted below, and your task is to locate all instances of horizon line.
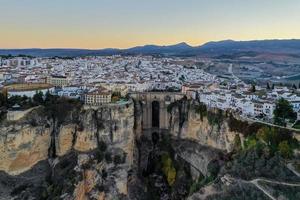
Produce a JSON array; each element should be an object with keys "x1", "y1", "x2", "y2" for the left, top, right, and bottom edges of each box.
[{"x1": 0, "y1": 38, "x2": 299, "y2": 50}]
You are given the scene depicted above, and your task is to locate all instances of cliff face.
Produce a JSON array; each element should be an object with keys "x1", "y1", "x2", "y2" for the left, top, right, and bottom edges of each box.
[
  {"x1": 0, "y1": 101, "x2": 136, "y2": 199},
  {"x1": 0, "y1": 96, "x2": 247, "y2": 200},
  {"x1": 0, "y1": 107, "x2": 51, "y2": 175},
  {"x1": 57, "y1": 103, "x2": 135, "y2": 161},
  {"x1": 169, "y1": 100, "x2": 242, "y2": 152},
  {"x1": 0, "y1": 101, "x2": 135, "y2": 175},
  {"x1": 0, "y1": 125, "x2": 51, "y2": 175}
]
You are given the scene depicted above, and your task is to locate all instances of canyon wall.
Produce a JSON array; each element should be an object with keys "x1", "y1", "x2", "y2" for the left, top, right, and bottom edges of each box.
[
  {"x1": 0, "y1": 107, "x2": 51, "y2": 175},
  {"x1": 0, "y1": 101, "x2": 135, "y2": 176},
  {"x1": 169, "y1": 100, "x2": 243, "y2": 152}
]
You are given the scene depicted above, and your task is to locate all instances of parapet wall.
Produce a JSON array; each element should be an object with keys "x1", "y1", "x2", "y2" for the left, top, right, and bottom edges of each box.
[{"x1": 7, "y1": 106, "x2": 40, "y2": 121}]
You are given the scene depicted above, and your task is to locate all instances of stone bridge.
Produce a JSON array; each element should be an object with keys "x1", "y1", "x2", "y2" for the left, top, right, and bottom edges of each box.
[{"x1": 130, "y1": 92, "x2": 184, "y2": 131}]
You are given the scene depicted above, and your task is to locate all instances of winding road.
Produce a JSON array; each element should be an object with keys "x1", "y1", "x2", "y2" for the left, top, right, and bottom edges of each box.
[{"x1": 248, "y1": 163, "x2": 300, "y2": 200}]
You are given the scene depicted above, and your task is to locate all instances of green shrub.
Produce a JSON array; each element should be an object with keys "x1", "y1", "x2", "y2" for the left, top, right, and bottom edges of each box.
[
  {"x1": 189, "y1": 175, "x2": 214, "y2": 195},
  {"x1": 161, "y1": 153, "x2": 176, "y2": 186},
  {"x1": 194, "y1": 103, "x2": 207, "y2": 121}
]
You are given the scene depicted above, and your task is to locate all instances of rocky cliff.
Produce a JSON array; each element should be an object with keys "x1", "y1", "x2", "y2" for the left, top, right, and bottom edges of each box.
[
  {"x1": 0, "y1": 100, "x2": 136, "y2": 199},
  {"x1": 2, "y1": 96, "x2": 295, "y2": 200},
  {"x1": 169, "y1": 99, "x2": 243, "y2": 152},
  {"x1": 0, "y1": 107, "x2": 51, "y2": 175}
]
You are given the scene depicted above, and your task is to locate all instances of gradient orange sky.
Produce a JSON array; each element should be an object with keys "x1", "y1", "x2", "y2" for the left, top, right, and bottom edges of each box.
[{"x1": 0, "y1": 0, "x2": 300, "y2": 49}]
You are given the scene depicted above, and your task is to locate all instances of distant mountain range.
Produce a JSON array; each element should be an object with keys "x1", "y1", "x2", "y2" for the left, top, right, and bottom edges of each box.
[{"x1": 1, "y1": 39, "x2": 300, "y2": 57}]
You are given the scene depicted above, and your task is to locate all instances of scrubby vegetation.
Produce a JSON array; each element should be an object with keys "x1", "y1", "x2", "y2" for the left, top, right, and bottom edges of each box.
[
  {"x1": 194, "y1": 102, "x2": 207, "y2": 120},
  {"x1": 222, "y1": 126, "x2": 299, "y2": 182},
  {"x1": 42, "y1": 92, "x2": 82, "y2": 125},
  {"x1": 228, "y1": 114, "x2": 263, "y2": 137},
  {"x1": 0, "y1": 91, "x2": 83, "y2": 125},
  {"x1": 189, "y1": 175, "x2": 215, "y2": 195},
  {"x1": 161, "y1": 153, "x2": 177, "y2": 186},
  {"x1": 207, "y1": 109, "x2": 224, "y2": 128},
  {"x1": 142, "y1": 133, "x2": 193, "y2": 200}
]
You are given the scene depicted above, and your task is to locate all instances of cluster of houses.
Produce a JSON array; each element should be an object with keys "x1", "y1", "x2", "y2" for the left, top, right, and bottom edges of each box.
[
  {"x1": 2, "y1": 56, "x2": 300, "y2": 124},
  {"x1": 182, "y1": 82, "x2": 300, "y2": 121}
]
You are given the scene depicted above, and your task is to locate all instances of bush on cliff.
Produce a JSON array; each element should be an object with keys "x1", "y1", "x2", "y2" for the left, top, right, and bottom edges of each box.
[
  {"x1": 194, "y1": 103, "x2": 207, "y2": 121},
  {"x1": 189, "y1": 175, "x2": 215, "y2": 195},
  {"x1": 228, "y1": 114, "x2": 263, "y2": 137},
  {"x1": 161, "y1": 153, "x2": 176, "y2": 186},
  {"x1": 207, "y1": 109, "x2": 224, "y2": 128}
]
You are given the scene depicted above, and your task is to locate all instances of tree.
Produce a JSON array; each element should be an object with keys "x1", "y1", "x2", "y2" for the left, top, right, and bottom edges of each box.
[
  {"x1": 278, "y1": 141, "x2": 292, "y2": 159},
  {"x1": 251, "y1": 84, "x2": 256, "y2": 93},
  {"x1": 273, "y1": 98, "x2": 297, "y2": 126},
  {"x1": 33, "y1": 91, "x2": 44, "y2": 105},
  {"x1": 292, "y1": 84, "x2": 297, "y2": 89},
  {"x1": 272, "y1": 84, "x2": 275, "y2": 90},
  {"x1": 266, "y1": 82, "x2": 271, "y2": 90}
]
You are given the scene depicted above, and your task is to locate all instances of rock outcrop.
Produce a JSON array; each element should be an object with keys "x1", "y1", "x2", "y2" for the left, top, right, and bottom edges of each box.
[
  {"x1": 172, "y1": 139, "x2": 222, "y2": 179},
  {"x1": 0, "y1": 101, "x2": 135, "y2": 175},
  {"x1": 169, "y1": 100, "x2": 242, "y2": 152},
  {"x1": 0, "y1": 125, "x2": 51, "y2": 175},
  {"x1": 0, "y1": 107, "x2": 51, "y2": 175},
  {"x1": 0, "y1": 101, "x2": 136, "y2": 199}
]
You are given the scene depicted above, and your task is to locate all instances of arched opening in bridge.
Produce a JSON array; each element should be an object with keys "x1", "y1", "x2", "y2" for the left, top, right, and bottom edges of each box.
[{"x1": 152, "y1": 101, "x2": 160, "y2": 128}]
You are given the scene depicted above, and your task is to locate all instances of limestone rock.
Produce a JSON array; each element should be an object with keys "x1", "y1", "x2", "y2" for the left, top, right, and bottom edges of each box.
[
  {"x1": 0, "y1": 125, "x2": 51, "y2": 175},
  {"x1": 169, "y1": 102, "x2": 239, "y2": 152},
  {"x1": 56, "y1": 124, "x2": 76, "y2": 156}
]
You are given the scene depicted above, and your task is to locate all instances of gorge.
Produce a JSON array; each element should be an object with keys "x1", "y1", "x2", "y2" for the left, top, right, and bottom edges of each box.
[{"x1": 0, "y1": 93, "x2": 299, "y2": 200}]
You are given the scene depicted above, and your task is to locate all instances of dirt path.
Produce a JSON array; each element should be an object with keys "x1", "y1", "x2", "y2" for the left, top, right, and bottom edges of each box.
[
  {"x1": 250, "y1": 179, "x2": 276, "y2": 200},
  {"x1": 287, "y1": 163, "x2": 300, "y2": 177},
  {"x1": 248, "y1": 177, "x2": 300, "y2": 200}
]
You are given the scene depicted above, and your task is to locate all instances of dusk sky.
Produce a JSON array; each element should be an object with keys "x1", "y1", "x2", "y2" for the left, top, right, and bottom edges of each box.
[{"x1": 1, "y1": 0, "x2": 300, "y2": 49}]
